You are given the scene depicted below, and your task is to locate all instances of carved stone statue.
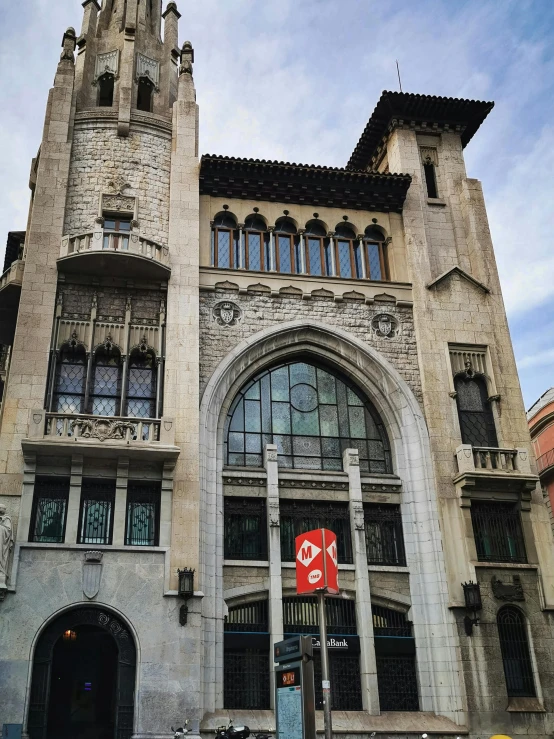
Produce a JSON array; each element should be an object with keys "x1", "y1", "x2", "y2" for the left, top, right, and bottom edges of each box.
[{"x1": 0, "y1": 504, "x2": 14, "y2": 596}]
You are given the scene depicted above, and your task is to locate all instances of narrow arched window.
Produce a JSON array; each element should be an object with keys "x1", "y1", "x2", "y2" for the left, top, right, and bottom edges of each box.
[
  {"x1": 455, "y1": 372, "x2": 498, "y2": 447},
  {"x1": 363, "y1": 226, "x2": 389, "y2": 281},
  {"x1": 211, "y1": 212, "x2": 238, "y2": 269},
  {"x1": 54, "y1": 344, "x2": 87, "y2": 414},
  {"x1": 225, "y1": 360, "x2": 391, "y2": 472},
  {"x1": 305, "y1": 220, "x2": 331, "y2": 276},
  {"x1": 126, "y1": 348, "x2": 157, "y2": 418},
  {"x1": 243, "y1": 215, "x2": 269, "y2": 271},
  {"x1": 90, "y1": 345, "x2": 122, "y2": 417},
  {"x1": 497, "y1": 606, "x2": 536, "y2": 697},
  {"x1": 274, "y1": 218, "x2": 300, "y2": 274},
  {"x1": 334, "y1": 223, "x2": 362, "y2": 279},
  {"x1": 137, "y1": 76, "x2": 154, "y2": 112},
  {"x1": 98, "y1": 72, "x2": 115, "y2": 107}
]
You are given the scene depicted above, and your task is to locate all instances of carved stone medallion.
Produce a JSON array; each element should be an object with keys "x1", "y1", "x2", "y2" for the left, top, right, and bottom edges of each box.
[
  {"x1": 82, "y1": 551, "x2": 103, "y2": 600},
  {"x1": 372, "y1": 313, "x2": 398, "y2": 338},
  {"x1": 491, "y1": 575, "x2": 524, "y2": 601},
  {"x1": 213, "y1": 301, "x2": 242, "y2": 327}
]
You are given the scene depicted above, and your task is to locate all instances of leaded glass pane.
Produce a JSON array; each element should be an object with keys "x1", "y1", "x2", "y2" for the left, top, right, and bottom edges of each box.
[
  {"x1": 225, "y1": 361, "x2": 391, "y2": 472},
  {"x1": 278, "y1": 235, "x2": 292, "y2": 273},
  {"x1": 54, "y1": 348, "x2": 86, "y2": 414},
  {"x1": 366, "y1": 242, "x2": 382, "y2": 280},
  {"x1": 248, "y1": 233, "x2": 262, "y2": 271},
  {"x1": 308, "y1": 238, "x2": 322, "y2": 276},
  {"x1": 217, "y1": 229, "x2": 231, "y2": 268},
  {"x1": 337, "y1": 240, "x2": 352, "y2": 278}
]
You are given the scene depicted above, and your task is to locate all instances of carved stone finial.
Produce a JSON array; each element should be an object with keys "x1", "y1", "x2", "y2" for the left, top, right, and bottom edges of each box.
[
  {"x1": 0, "y1": 504, "x2": 14, "y2": 597},
  {"x1": 60, "y1": 27, "x2": 77, "y2": 62},
  {"x1": 103, "y1": 334, "x2": 114, "y2": 352},
  {"x1": 179, "y1": 41, "x2": 194, "y2": 76}
]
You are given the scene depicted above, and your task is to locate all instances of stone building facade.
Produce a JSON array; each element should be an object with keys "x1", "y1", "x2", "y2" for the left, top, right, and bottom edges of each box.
[{"x1": 0, "y1": 2, "x2": 553, "y2": 739}]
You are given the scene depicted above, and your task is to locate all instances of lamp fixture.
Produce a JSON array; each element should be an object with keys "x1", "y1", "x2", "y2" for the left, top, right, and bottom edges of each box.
[
  {"x1": 462, "y1": 580, "x2": 482, "y2": 636},
  {"x1": 63, "y1": 629, "x2": 77, "y2": 641},
  {"x1": 178, "y1": 568, "x2": 195, "y2": 626}
]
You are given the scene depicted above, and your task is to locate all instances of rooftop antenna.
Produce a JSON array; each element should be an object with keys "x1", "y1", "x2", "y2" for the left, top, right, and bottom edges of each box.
[{"x1": 396, "y1": 59, "x2": 403, "y2": 93}]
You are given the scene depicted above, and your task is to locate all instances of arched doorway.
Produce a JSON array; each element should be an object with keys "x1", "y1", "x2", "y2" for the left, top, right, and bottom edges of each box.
[{"x1": 28, "y1": 607, "x2": 136, "y2": 739}]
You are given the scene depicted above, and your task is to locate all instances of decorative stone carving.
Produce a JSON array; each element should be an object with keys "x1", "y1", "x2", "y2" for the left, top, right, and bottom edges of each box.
[
  {"x1": 345, "y1": 449, "x2": 360, "y2": 467},
  {"x1": 372, "y1": 313, "x2": 398, "y2": 338},
  {"x1": 136, "y1": 53, "x2": 160, "y2": 89},
  {"x1": 70, "y1": 417, "x2": 136, "y2": 441},
  {"x1": 491, "y1": 575, "x2": 524, "y2": 601},
  {"x1": 0, "y1": 504, "x2": 14, "y2": 599},
  {"x1": 213, "y1": 301, "x2": 242, "y2": 327},
  {"x1": 102, "y1": 193, "x2": 135, "y2": 214},
  {"x1": 268, "y1": 500, "x2": 280, "y2": 527},
  {"x1": 180, "y1": 41, "x2": 194, "y2": 76},
  {"x1": 94, "y1": 50, "x2": 119, "y2": 82},
  {"x1": 82, "y1": 551, "x2": 103, "y2": 600},
  {"x1": 265, "y1": 447, "x2": 278, "y2": 463},
  {"x1": 420, "y1": 146, "x2": 438, "y2": 166},
  {"x1": 352, "y1": 504, "x2": 365, "y2": 531}
]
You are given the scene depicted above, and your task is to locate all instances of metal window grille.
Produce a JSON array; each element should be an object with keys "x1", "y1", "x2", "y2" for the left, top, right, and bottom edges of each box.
[
  {"x1": 90, "y1": 349, "x2": 122, "y2": 417},
  {"x1": 283, "y1": 596, "x2": 357, "y2": 635},
  {"x1": 126, "y1": 350, "x2": 156, "y2": 419},
  {"x1": 471, "y1": 502, "x2": 527, "y2": 563},
  {"x1": 280, "y1": 501, "x2": 353, "y2": 563},
  {"x1": 376, "y1": 655, "x2": 419, "y2": 711},
  {"x1": 497, "y1": 606, "x2": 536, "y2": 697},
  {"x1": 30, "y1": 477, "x2": 70, "y2": 543},
  {"x1": 53, "y1": 346, "x2": 86, "y2": 414},
  {"x1": 364, "y1": 504, "x2": 406, "y2": 566},
  {"x1": 224, "y1": 497, "x2": 267, "y2": 560},
  {"x1": 224, "y1": 649, "x2": 270, "y2": 709},
  {"x1": 372, "y1": 605, "x2": 412, "y2": 637},
  {"x1": 78, "y1": 479, "x2": 116, "y2": 545},
  {"x1": 125, "y1": 482, "x2": 160, "y2": 546},
  {"x1": 455, "y1": 374, "x2": 498, "y2": 448},
  {"x1": 225, "y1": 360, "x2": 392, "y2": 473},
  {"x1": 313, "y1": 651, "x2": 363, "y2": 711},
  {"x1": 225, "y1": 600, "x2": 269, "y2": 632}
]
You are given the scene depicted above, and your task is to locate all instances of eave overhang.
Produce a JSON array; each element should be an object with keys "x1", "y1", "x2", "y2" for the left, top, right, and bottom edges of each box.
[
  {"x1": 200, "y1": 155, "x2": 412, "y2": 214},
  {"x1": 347, "y1": 91, "x2": 495, "y2": 171}
]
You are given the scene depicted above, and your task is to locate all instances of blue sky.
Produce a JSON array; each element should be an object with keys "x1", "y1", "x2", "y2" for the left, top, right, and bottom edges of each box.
[{"x1": 0, "y1": 0, "x2": 553, "y2": 408}]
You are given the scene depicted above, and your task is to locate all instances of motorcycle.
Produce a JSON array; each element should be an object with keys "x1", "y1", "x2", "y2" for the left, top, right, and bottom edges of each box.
[
  {"x1": 172, "y1": 720, "x2": 190, "y2": 738},
  {"x1": 215, "y1": 720, "x2": 272, "y2": 739}
]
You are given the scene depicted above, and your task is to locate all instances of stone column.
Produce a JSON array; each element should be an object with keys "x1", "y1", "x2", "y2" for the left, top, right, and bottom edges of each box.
[
  {"x1": 343, "y1": 448, "x2": 380, "y2": 715},
  {"x1": 112, "y1": 457, "x2": 129, "y2": 546},
  {"x1": 268, "y1": 226, "x2": 276, "y2": 271},
  {"x1": 16, "y1": 453, "x2": 37, "y2": 543},
  {"x1": 264, "y1": 444, "x2": 283, "y2": 708},
  {"x1": 65, "y1": 454, "x2": 84, "y2": 544},
  {"x1": 298, "y1": 229, "x2": 306, "y2": 273}
]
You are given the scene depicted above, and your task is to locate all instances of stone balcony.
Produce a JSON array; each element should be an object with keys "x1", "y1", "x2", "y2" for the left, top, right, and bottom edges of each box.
[
  {"x1": 0, "y1": 259, "x2": 24, "y2": 344},
  {"x1": 22, "y1": 410, "x2": 179, "y2": 462},
  {"x1": 58, "y1": 230, "x2": 170, "y2": 281},
  {"x1": 453, "y1": 444, "x2": 538, "y2": 493}
]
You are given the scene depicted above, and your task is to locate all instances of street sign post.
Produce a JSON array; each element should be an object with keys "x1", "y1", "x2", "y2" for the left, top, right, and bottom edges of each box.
[
  {"x1": 274, "y1": 637, "x2": 315, "y2": 739},
  {"x1": 295, "y1": 529, "x2": 339, "y2": 739}
]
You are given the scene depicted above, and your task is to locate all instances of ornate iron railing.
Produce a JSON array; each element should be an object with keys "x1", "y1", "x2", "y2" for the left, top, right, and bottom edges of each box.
[
  {"x1": 224, "y1": 497, "x2": 267, "y2": 560},
  {"x1": 471, "y1": 502, "x2": 527, "y2": 563},
  {"x1": 280, "y1": 501, "x2": 353, "y2": 563},
  {"x1": 283, "y1": 596, "x2": 357, "y2": 635},
  {"x1": 44, "y1": 413, "x2": 160, "y2": 443},
  {"x1": 372, "y1": 605, "x2": 412, "y2": 637},
  {"x1": 60, "y1": 230, "x2": 169, "y2": 267},
  {"x1": 125, "y1": 482, "x2": 160, "y2": 546},
  {"x1": 364, "y1": 504, "x2": 406, "y2": 566},
  {"x1": 78, "y1": 479, "x2": 115, "y2": 545},
  {"x1": 537, "y1": 448, "x2": 554, "y2": 475},
  {"x1": 225, "y1": 600, "x2": 269, "y2": 633},
  {"x1": 30, "y1": 477, "x2": 70, "y2": 543}
]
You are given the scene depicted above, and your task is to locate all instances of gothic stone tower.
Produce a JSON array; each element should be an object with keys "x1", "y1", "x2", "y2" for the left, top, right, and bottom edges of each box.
[{"x1": 2, "y1": 4, "x2": 554, "y2": 739}]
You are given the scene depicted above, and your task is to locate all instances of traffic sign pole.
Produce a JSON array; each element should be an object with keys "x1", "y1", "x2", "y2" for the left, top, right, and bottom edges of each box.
[{"x1": 318, "y1": 590, "x2": 332, "y2": 739}]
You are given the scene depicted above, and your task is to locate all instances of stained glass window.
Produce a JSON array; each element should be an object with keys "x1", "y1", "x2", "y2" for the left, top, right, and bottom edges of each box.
[
  {"x1": 90, "y1": 348, "x2": 122, "y2": 417},
  {"x1": 225, "y1": 360, "x2": 391, "y2": 472},
  {"x1": 54, "y1": 345, "x2": 86, "y2": 414},
  {"x1": 126, "y1": 349, "x2": 156, "y2": 418}
]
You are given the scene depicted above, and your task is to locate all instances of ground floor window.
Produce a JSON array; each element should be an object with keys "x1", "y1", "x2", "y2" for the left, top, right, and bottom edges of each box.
[
  {"x1": 224, "y1": 600, "x2": 271, "y2": 710},
  {"x1": 373, "y1": 605, "x2": 419, "y2": 711},
  {"x1": 313, "y1": 651, "x2": 363, "y2": 711},
  {"x1": 30, "y1": 476, "x2": 70, "y2": 543}
]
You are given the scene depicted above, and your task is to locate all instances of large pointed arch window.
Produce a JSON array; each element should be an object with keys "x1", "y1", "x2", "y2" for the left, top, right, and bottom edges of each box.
[
  {"x1": 225, "y1": 360, "x2": 391, "y2": 472},
  {"x1": 126, "y1": 347, "x2": 157, "y2": 418},
  {"x1": 53, "y1": 343, "x2": 87, "y2": 414},
  {"x1": 497, "y1": 606, "x2": 536, "y2": 697},
  {"x1": 90, "y1": 343, "x2": 123, "y2": 416},
  {"x1": 455, "y1": 369, "x2": 498, "y2": 447}
]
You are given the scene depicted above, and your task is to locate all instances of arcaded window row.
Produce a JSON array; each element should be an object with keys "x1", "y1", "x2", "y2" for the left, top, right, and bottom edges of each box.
[{"x1": 211, "y1": 212, "x2": 389, "y2": 281}]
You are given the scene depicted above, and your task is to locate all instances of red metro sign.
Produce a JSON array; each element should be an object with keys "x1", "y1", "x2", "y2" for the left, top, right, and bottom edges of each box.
[{"x1": 295, "y1": 528, "x2": 339, "y2": 595}]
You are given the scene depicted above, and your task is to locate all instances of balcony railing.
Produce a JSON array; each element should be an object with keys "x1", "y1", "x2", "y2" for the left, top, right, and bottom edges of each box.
[
  {"x1": 0, "y1": 259, "x2": 24, "y2": 291},
  {"x1": 61, "y1": 230, "x2": 169, "y2": 264},
  {"x1": 455, "y1": 444, "x2": 533, "y2": 476},
  {"x1": 537, "y1": 449, "x2": 554, "y2": 475},
  {"x1": 45, "y1": 412, "x2": 161, "y2": 443}
]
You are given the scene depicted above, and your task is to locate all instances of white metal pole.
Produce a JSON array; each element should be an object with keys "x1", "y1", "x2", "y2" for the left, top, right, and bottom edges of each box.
[{"x1": 318, "y1": 590, "x2": 333, "y2": 739}]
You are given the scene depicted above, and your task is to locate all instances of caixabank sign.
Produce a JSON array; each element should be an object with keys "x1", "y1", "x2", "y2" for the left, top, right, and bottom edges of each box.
[{"x1": 311, "y1": 636, "x2": 360, "y2": 653}]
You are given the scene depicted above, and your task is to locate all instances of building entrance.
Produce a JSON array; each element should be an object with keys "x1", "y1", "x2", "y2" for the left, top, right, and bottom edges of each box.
[{"x1": 28, "y1": 607, "x2": 136, "y2": 739}]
